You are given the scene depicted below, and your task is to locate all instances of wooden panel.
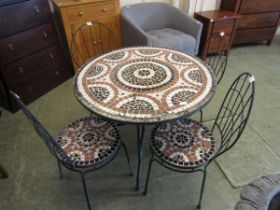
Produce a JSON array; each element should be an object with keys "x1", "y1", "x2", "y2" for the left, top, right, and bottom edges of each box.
[
  {"x1": 237, "y1": 12, "x2": 279, "y2": 29},
  {"x1": 11, "y1": 64, "x2": 72, "y2": 109},
  {"x1": 69, "y1": 17, "x2": 120, "y2": 70},
  {"x1": 0, "y1": 23, "x2": 57, "y2": 64},
  {"x1": 239, "y1": 0, "x2": 280, "y2": 14},
  {"x1": 220, "y1": 0, "x2": 240, "y2": 12},
  {"x1": 3, "y1": 45, "x2": 63, "y2": 86},
  {"x1": 234, "y1": 28, "x2": 275, "y2": 44},
  {"x1": 67, "y1": 1, "x2": 115, "y2": 23},
  {"x1": 0, "y1": 0, "x2": 51, "y2": 38},
  {"x1": 212, "y1": 19, "x2": 235, "y2": 36},
  {"x1": 208, "y1": 36, "x2": 230, "y2": 53}
]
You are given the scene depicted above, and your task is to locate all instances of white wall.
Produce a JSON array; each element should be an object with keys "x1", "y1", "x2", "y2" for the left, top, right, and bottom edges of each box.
[{"x1": 120, "y1": 0, "x2": 221, "y2": 15}]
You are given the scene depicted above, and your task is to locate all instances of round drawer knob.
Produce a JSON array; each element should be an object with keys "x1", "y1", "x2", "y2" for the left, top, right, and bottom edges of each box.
[
  {"x1": 8, "y1": 43, "x2": 14, "y2": 51},
  {"x1": 34, "y1": 6, "x2": 40, "y2": 13},
  {"x1": 28, "y1": 86, "x2": 33, "y2": 93},
  {"x1": 49, "y1": 53, "x2": 54, "y2": 59},
  {"x1": 42, "y1": 31, "x2": 48, "y2": 38},
  {"x1": 220, "y1": 31, "x2": 225, "y2": 37},
  {"x1": 18, "y1": 67, "x2": 24, "y2": 74},
  {"x1": 79, "y1": 12, "x2": 84, "y2": 16},
  {"x1": 102, "y1": 8, "x2": 107, "y2": 12},
  {"x1": 55, "y1": 71, "x2": 59, "y2": 76}
]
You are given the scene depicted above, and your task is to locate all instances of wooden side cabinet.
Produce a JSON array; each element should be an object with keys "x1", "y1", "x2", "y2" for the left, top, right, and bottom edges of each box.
[
  {"x1": 194, "y1": 10, "x2": 241, "y2": 60},
  {"x1": 51, "y1": 0, "x2": 121, "y2": 72}
]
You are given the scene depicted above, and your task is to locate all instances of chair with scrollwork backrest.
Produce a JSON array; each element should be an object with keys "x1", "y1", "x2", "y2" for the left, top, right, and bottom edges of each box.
[
  {"x1": 199, "y1": 32, "x2": 229, "y2": 122},
  {"x1": 9, "y1": 91, "x2": 132, "y2": 210},
  {"x1": 143, "y1": 72, "x2": 255, "y2": 209},
  {"x1": 0, "y1": 109, "x2": 8, "y2": 178},
  {"x1": 71, "y1": 21, "x2": 116, "y2": 69}
]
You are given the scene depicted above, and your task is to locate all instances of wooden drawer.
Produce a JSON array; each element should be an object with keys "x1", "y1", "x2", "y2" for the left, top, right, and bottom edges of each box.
[
  {"x1": 3, "y1": 45, "x2": 63, "y2": 86},
  {"x1": 234, "y1": 28, "x2": 275, "y2": 44},
  {"x1": 237, "y1": 12, "x2": 279, "y2": 29},
  {"x1": 212, "y1": 19, "x2": 235, "y2": 36},
  {"x1": 239, "y1": 0, "x2": 280, "y2": 14},
  {"x1": 67, "y1": 1, "x2": 116, "y2": 24},
  {"x1": 0, "y1": 23, "x2": 57, "y2": 65},
  {"x1": 0, "y1": 0, "x2": 51, "y2": 38},
  {"x1": 208, "y1": 36, "x2": 231, "y2": 53},
  {"x1": 11, "y1": 64, "x2": 72, "y2": 106}
]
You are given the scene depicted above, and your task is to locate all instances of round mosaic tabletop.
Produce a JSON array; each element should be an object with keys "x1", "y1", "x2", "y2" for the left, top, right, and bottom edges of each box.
[{"x1": 74, "y1": 47, "x2": 216, "y2": 124}]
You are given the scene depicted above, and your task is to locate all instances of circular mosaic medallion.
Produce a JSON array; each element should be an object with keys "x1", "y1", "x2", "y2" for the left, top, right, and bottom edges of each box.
[
  {"x1": 151, "y1": 118, "x2": 216, "y2": 168},
  {"x1": 74, "y1": 47, "x2": 216, "y2": 123},
  {"x1": 114, "y1": 60, "x2": 174, "y2": 90}
]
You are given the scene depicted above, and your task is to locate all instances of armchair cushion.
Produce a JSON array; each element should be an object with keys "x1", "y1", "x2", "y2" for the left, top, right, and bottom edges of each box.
[
  {"x1": 121, "y1": 3, "x2": 202, "y2": 55},
  {"x1": 147, "y1": 28, "x2": 197, "y2": 55}
]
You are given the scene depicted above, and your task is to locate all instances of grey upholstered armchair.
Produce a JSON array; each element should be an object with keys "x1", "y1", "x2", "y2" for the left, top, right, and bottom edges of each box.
[{"x1": 121, "y1": 3, "x2": 203, "y2": 55}]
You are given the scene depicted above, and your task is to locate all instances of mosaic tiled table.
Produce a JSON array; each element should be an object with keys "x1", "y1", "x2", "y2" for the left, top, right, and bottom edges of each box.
[{"x1": 74, "y1": 47, "x2": 216, "y2": 190}]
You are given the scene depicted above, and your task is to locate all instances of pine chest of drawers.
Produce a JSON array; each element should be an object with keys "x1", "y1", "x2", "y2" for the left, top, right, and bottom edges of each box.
[
  {"x1": 0, "y1": 0, "x2": 73, "y2": 112},
  {"x1": 51, "y1": 0, "x2": 121, "y2": 72}
]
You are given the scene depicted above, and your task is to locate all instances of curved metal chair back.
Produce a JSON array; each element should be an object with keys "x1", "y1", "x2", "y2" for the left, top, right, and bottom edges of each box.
[
  {"x1": 212, "y1": 72, "x2": 255, "y2": 158},
  {"x1": 205, "y1": 32, "x2": 229, "y2": 84},
  {"x1": 9, "y1": 91, "x2": 74, "y2": 168},
  {"x1": 71, "y1": 21, "x2": 116, "y2": 68}
]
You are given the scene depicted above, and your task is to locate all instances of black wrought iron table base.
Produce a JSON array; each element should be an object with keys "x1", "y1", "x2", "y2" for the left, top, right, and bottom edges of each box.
[{"x1": 136, "y1": 125, "x2": 145, "y2": 190}]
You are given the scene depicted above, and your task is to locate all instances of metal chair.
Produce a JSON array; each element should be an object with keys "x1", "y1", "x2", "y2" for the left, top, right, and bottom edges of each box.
[
  {"x1": 0, "y1": 110, "x2": 8, "y2": 178},
  {"x1": 9, "y1": 91, "x2": 132, "y2": 210},
  {"x1": 199, "y1": 32, "x2": 229, "y2": 122},
  {"x1": 71, "y1": 21, "x2": 116, "y2": 69},
  {"x1": 143, "y1": 73, "x2": 255, "y2": 209}
]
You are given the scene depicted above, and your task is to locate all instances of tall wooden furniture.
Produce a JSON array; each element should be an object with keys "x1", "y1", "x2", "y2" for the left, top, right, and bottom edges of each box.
[
  {"x1": 221, "y1": 0, "x2": 280, "y2": 45},
  {"x1": 51, "y1": 0, "x2": 122, "y2": 72},
  {"x1": 0, "y1": 0, "x2": 73, "y2": 112},
  {"x1": 194, "y1": 10, "x2": 241, "y2": 60}
]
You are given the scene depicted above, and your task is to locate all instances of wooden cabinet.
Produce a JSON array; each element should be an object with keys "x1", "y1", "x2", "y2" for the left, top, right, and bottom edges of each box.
[
  {"x1": 221, "y1": 0, "x2": 280, "y2": 45},
  {"x1": 0, "y1": 0, "x2": 73, "y2": 112},
  {"x1": 51, "y1": 0, "x2": 121, "y2": 72},
  {"x1": 194, "y1": 10, "x2": 241, "y2": 60}
]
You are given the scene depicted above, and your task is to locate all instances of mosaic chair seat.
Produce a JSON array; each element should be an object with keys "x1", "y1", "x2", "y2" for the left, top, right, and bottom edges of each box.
[
  {"x1": 199, "y1": 32, "x2": 230, "y2": 122},
  {"x1": 143, "y1": 73, "x2": 255, "y2": 209},
  {"x1": 10, "y1": 91, "x2": 133, "y2": 210}
]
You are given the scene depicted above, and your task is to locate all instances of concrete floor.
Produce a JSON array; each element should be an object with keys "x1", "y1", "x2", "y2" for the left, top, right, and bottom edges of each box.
[{"x1": 0, "y1": 31, "x2": 279, "y2": 210}]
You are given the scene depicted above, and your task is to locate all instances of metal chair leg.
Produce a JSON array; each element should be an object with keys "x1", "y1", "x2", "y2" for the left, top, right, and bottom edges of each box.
[
  {"x1": 121, "y1": 141, "x2": 133, "y2": 176},
  {"x1": 143, "y1": 154, "x2": 154, "y2": 195},
  {"x1": 200, "y1": 110, "x2": 203, "y2": 123},
  {"x1": 80, "y1": 172, "x2": 92, "y2": 210},
  {"x1": 197, "y1": 169, "x2": 207, "y2": 209},
  {"x1": 0, "y1": 164, "x2": 8, "y2": 178},
  {"x1": 57, "y1": 159, "x2": 63, "y2": 179},
  {"x1": 136, "y1": 125, "x2": 145, "y2": 191}
]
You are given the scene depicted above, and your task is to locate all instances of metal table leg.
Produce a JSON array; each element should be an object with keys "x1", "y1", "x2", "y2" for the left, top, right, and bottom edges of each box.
[{"x1": 136, "y1": 125, "x2": 145, "y2": 191}]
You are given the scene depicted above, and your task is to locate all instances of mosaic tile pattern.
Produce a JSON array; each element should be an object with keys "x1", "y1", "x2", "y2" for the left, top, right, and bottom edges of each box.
[
  {"x1": 151, "y1": 118, "x2": 216, "y2": 168},
  {"x1": 56, "y1": 117, "x2": 120, "y2": 167},
  {"x1": 74, "y1": 47, "x2": 216, "y2": 123}
]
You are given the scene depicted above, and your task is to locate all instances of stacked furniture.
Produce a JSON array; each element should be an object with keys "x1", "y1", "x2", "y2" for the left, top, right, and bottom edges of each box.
[
  {"x1": 51, "y1": 0, "x2": 122, "y2": 72},
  {"x1": 220, "y1": 0, "x2": 280, "y2": 45},
  {"x1": 0, "y1": 0, "x2": 72, "y2": 112}
]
